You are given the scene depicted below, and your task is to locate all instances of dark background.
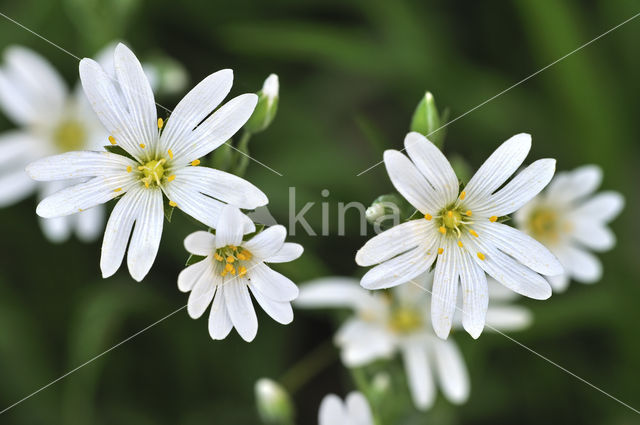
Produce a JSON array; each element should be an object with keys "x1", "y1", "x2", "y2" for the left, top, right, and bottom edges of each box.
[{"x1": 0, "y1": 0, "x2": 638, "y2": 424}]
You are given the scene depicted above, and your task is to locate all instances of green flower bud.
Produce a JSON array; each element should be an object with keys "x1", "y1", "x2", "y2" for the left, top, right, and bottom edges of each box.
[
  {"x1": 245, "y1": 74, "x2": 279, "y2": 134},
  {"x1": 410, "y1": 91, "x2": 445, "y2": 148},
  {"x1": 254, "y1": 378, "x2": 294, "y2": 425},
  {"x1": 366, "y1": 193, "x2": 413, "y2": 232},
  {"x1": 143, "y1": 55, "x2": 188, "y2": 97}
]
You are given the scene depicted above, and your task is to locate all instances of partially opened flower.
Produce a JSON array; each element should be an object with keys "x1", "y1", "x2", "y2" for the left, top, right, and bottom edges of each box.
[
  {"x1": 0, "y1": 45, "x2": 108, "y2": 242},
  {"x1": 355, "y1": 132, "x2": 562, "y2": 339},
  {"x1": 297, "y1": 273, "x2": 532, "y2": 410},
  {"x1": 318, "y1": 392, "x2": 373, "y2": 425},
  {"x1": 26, "y1": 43, "x2": 268, "y2": 281},
  {"x1": 515, "y1": 165, "x2": 624, "y2": 291},
  {"x1": 179, "y1": 205, "x2": 303, "y2": 342}
]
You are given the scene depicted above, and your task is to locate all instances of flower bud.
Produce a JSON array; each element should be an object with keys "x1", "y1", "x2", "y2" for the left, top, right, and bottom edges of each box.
[
  {"x1": 410, "y1": 91, "x2": 445, "y2": 148},
  {"x1": 254, "y1": 378, "x2": 294, "y2": 425},
  {"x1": 245, "y1": 74, "x2": 279, "y2": 134},
  {"x1": 142, "y1": 55, "x2": 188, "y2": 97},
  {"x1": 366, "y1": 194, "x2": 411, "y2": 226}
]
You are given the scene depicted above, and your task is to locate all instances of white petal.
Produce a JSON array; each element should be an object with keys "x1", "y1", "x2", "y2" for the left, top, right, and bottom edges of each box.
[
  {"x1": 180, "y1": 94, "x2": 258, "y2": 164},
  {"x1": 345, "y1": 392, "x2": 374, "y2": 424},
  {"x1": 75, "y1": 205, "x2": 105, "y2": 242},
  {"x1": 485, "y1": 306, "x2": 532, "y2": 331},
  {"x1": 404, "y1": 132, "x2": 459, "y2": 205},
  {"x1": 215, "y1": 205, "x2": 247, "y2": 248},
  {"x1": 476, "y1": 159, "x2": 556, "y2": 217},
  {"x1": 475, "y1": 222, "x2": 563, "y2": 276},
  {"x1": 433, "y1": 339, "x2": 470, "y2": 404},
  {"x1": 295, "y1": 277, "x2": 368, "y2": 309},
  {"x1": 458, "y1": 250, "x2": 488, "y2": 339},
  {"x1": 36, "y1": 175, "x2": 136, "y2": 218},
  {"x1": 573, "y1": 191, "x2": 624, "y2": 223},
  {"x1": 243, "y1": 225, "x2": 286, "y2": 259},
  {"x1": 430, "y1": 240, "x2": 459, "y2": 339},
  {"x1": 224, "y1": 278, "x2": 258, "y2": 342},
  {"x1": 184, "y1": 230, "x2": 216, "y2": 256},
  {"x1": 101, "y1": 187, "x2": 145, "y2": 278},
  {"x1": 547, "y1": 273, "x2": 570, "y2": 292},
  {"x1": 178, "y1": 257, "x2": 211, "y2": 292},
  {"x1": 39, "y1": 216, "x2": 71, "y2": 243},
  {"x1": 463, "y1": 133, "x2": 531, "y2": 206},
  {"x1": 558, "y1": 245, "x2": 602, "y2": 283},
  {"x1": 248, "y1": 283, "x2": 294, "y2": 324},
  {"x1": 172, "y1": 166, "x2": 268, "y2": 209},
  {"x1": 0, "y1": 130, "x2": 37, "y2": 167},
  {"x1": 187, "y1": 273, "x2": 217, "y2": 319},
  {"x1": 0, "y1": 169, "x2": 36, "y2": 207},
  {"x1": 355, "y1": 219, "x2": 432, "y2": 266},
  {"x1": 160, "y1": 69, "x2": 233, "y2": 153},
  {"x1": 26, "y1": 151, "x2": 136, "y2": 181},
  {"x1": 547, "y1": 165, "x2": 601, "y2": 203},
  {"x1": 336, "y1": 320, "x2": 395, "y2": 366},
  {"x1": 360, "y1": 243, "x2": 438, "y2": 290},
  {"x1": 570, "y1": 220, "x2": 615, "y2": 251},
  {"x1": 113, "y1": 44, "x2": 157, "y2": 151},
  {"x1": 383, "y1": 150, "x2": 440, "y2": 214},
  {"x1": 249, "y1": 263, "x2": 299, "y2": 301},
  {"x1": 265, "y1": 243, "x2": 304, "y2": 263},
  {"x1": 126, "y1": 187, "x2": 163, "y2": 281},
  {"x1": 318, "y1": 395, "x2": 347, "y2": 425},
  {"x1": 208, "y1": 284, "x2": 233, "y2": 340},
  {"x1": 401, "y1": 343, "x2": 435, "y2": 410}
]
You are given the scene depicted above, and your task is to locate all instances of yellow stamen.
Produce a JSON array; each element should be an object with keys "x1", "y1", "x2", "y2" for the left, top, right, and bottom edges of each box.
[
  {"x1": 438, "y1": 226, "x2": 446, "y2": 235},
  {"x1": 114, "y1": 187, "x2": 122, "y2": 192},
  {"x1": 191, "y1": 159, "x2": 200, "y2": 166},
  {"x1": 225, "y1": 263, "x2": 234, "y2": 272},
  {"x1": 237, "y1": 253, "x2": 246, "y2": 261},
  {"x1": 447, "y1": 210, "x2": 453, "y2": 218},
  {"x1": 229, "y1": 267, "x2": 236, "y2": 275},
  {"x1": 144, "y1": 181, "x2": 150, "y2": 188},
  {"x1": 220, "y1": 270, "x2": 228, "y2": 276},
  {"x1": 466, "y1": 210, "x2": 472, "y2": 216},
  {"x1": 168, "y1": 149, "x2": 173, "y2": 159},
  {"x1": 139, "y1": 143, "x2": 146, "y2": 148},
  {"x1": 438, "y1": 248, "x2": 444, "y2": 255},
  {"x1": 157, "y1": 118, "x2": 164, "y2": 129},
  {"x1": 126, "y1": 166, "x2": 132, "y2": 173},
  {"x1": 226, "y1": 256, "x2": 235, "y2": 263},
  {"x1": 489, "y1": 216, "x2": 498, "y2": 222},
  {"x1": 108, "y1": 135, "x2": 116, "y2": 145},
  {"x1": 469, "y1": 229, "x2": 479, "y2": 237},
  {"x1": 424, "y1": 213, "x2": 432, "y2": 221},
  {"x1": 477, "y1": 252, "x2": 485, "y2": 260},
  {"x1": 230, "y1": 245, "x2": 237, "y2": 251},
  {"x1": 169, "y1": 201, "x2": 177, "y2": 207},
  {"x1": 457, "y1": 240, "x2": 463, "y2": 247},
  {"x1": 214, "y1": 253, "x2": 224, "y2": 262},
  {"x1": 460, "y1": 191, "x2": 466, "y2": 200},
  {"x1": 238, "y1": 266, "x2": 247, "y2": 277},
  {"x1": 167, "y1": 175, "x2": 176, "y2": 182}
]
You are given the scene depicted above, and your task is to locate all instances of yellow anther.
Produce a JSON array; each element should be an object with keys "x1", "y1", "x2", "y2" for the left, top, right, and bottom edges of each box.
[
  {"x1": 108, "y1": 135, "x2": 116, "y2": 145},
  {"x1": 238, "y1": 266, "x2": 247, "y2": 277},
  {"x1": 424, "y1": 213, "x2": 432, "y2": 221},
  {"x1": 78, "y1": 208, "x2": 83, "y2": 212},
  {"x1": 220, "y1": 270, "x2": 228, "y2": 277},
  {"x1": 438, "y1": 226, "x2": 446, "y2": 235},
  {"x1": 460, "y1": 191, "x2": 466, "y2": 200},
  {"x1": 466, "y1": 210, "x2": 472, "y2": 216},
  {"x1": 144, "y1": 181, "x2": 150, "y2": 188},
  {"x1": 230, "y1": 267, "x2": 236, "y2": 275},
  {"x1": 168, "y1": 149, "x2": 173, "y2": 159},
  {"x1": 225, "y1": 263, "x2": 234, "y2": 272},
  {"x1": 169, "y1": 200, "x2": 177, "y2": 207},
  {"x1": 438, "y1": 248, "x2": 444, "y2": 255},
  {"x1": 489, "y1": 216, "x2": 498, "y2": 222},
  {"x1": 191, "y1": 159, "x2": 200, "y2": 166},
  {"x1": 447, "y1": 210, "x2": 453, "y2": 218},
  {"x1": 477, "y1": 252, "x2": 486, "y2": 260},
  {"x1": 226, "y1": 256, "x2": 235, "y2": 263},
  {"x1": 157, "y1": 118, "x2": 164, "y2": 129},
  {"x1": 139, "y1": 143, "x2": 146, "y2": 149},
  {"x1": 214, "y1": 253, "x2": 224, "y2": 262},
  {"x1": 126, "y1": 166, "x2": 132, "y2": 173},
  {"x1": 237, "y1": 253, "x2": 246, "y2": 261},
  {"x1": 114, "y1": 187, "x2": 122, "y2": 192},
  {"x1": 469, "y1": 229, "x2": 479, "y2": 238},
  {"x1": 230, "y1": 245, "x2": 237, "y2": 251},
  {"x1": 167, "y1": 175, "x2": 176, "y2": 182},
  {"x1": 457, "y1": 240, "x2": 464, "y2": 247}
]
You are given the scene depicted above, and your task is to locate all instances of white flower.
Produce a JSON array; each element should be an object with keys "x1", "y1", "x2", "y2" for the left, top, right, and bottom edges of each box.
[
  {"x1": 26, "y1": 43, "x2": 268, "y2": 281},
  {"x1": 296, "y1": 273, "x2": 531, "y2": 410},
  {"x1": 355, "y1": 132, "x2": 562, "y2": 339},
  {"x1": 0, "y1": 45, "x2": 109, "y2": 242},
  {"x1": 514, "y1": 165, "x2": 624, "y2": 291},
  {"x1": 318, "y1": 392, "x2": 373, "y2": 425},
  {"x1": 179, "y1": 205, "x2": 303, "y2": 342},
  {"x1": 262, "y1": 73, "x2": 279, "y2": 104}
]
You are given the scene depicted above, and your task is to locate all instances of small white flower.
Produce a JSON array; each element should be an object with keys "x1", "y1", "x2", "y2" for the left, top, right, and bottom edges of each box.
[
  {"x1": 179, "y1": 205, "x2": 303, "y2": 342},
  {"x1": 297, "y1": 273, "x2": 532, "y2": 410},
  {"x1": 355, "y1": 132, "x2": 562, "y2": 339},
  {"x1": 26, "y1": 43, "x2": 268, "y2": 281},
  {"x1": 318, "y1": 392, "x2": 373, "y2": 425},
  {"x1": 0, "y1": 45, "x2": 109, "y2": 242},
  {"x1": 515, "y1": 165, "x2": 624, "y2": 291},
  {"x1": 262, "y1": 73, "x2": 279, "y2": 104}
]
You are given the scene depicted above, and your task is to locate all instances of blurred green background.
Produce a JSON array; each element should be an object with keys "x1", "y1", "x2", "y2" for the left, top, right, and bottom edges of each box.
[{"x1": 0, "y1": 0, "x2": 639, "y2": 424}]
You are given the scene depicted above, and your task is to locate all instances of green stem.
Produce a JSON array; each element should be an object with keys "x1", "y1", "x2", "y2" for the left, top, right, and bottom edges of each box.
[
  {"x1": 279, "y1": 340, "x2": 337, "y2": 394},
  {"x1": 234, "y1": 131, "x2": 252, "y2": 176}
]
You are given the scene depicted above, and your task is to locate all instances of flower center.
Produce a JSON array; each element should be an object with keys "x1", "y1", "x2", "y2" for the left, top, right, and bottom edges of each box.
[
  {"x1": 54, "y1": 120, "x2": 86, "y2": 151},
  {"x1": 138, "y1": 159, "x2": 166, "y2": 188},
  {"x1": 442, "y1": 209, "x2": 462, "y2": 229},
  {"x1": 214, "y1": 245, "x2": 253, "y2": 278},
  {"x1": 389, "y1": 307, "x2": 423, "y2": 333},
  {"x1": 528, "y1": 207, "x2": 561, "y2": 243}
]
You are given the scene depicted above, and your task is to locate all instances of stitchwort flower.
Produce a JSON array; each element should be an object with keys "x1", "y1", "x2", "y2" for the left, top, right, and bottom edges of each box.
[
  {"x1": 318, "y1": 392, "x2": 373, "y2": 425},
  {"x1": 515, "y1": 165, "x2": 624, "y2": 291},
  {"x1": 355, "y1": 132, "x2": 562, "y2": 339},
  {"x1": 179, "y1": 205, "x2": 303, "y2": 342},
  {"x1": 26, "y1": 43, "x2": 267, "y2": 281}
]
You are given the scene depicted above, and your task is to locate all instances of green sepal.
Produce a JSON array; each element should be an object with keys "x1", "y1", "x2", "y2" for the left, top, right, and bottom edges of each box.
[
  {"x1": 243, "y1": 223, "x2": 265, "y2": 242},
  {"x1": 104, "y1": 145, "x2": 136, "y2": 161},
  {"x1": 163, "y1": 201, "x2": 175, "y2": 222},
  {"x1": 185, "y1": 254, "x2": 206, "y2": 267}
]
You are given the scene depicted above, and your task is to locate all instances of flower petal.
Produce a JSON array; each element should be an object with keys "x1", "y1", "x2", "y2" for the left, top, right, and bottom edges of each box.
[
  {"x1": 404, "y1": 132, "x2": 459, "y2": 205},
  {"x1": 184, "y1": 230, "x2": 216, "y2": 256},
  {"x1": 215, "y1": 205, "x2": 247, "y2": 248},
  {"x1": 318, "y1": 395, "x2": 347, "y2": 425},
  {"x1": 463, "y1": 133, "x2": 531, "y2": 206},
  {"x1": 187, "y1": 272, "x2": 217, "y2": 319},
  {"x1": 355, "y1": 219, "x2": 432, "y2": 267},
  {"x1": 208, "y1": 284, "x2": 233, "y2": 340},
  {"x1": 337, "y1": 320, "x2": 394, "y2": 366},
  {"x1": 243, "y1": 225, "x2": 286, "y2": 259},
  {"x1": 224, "y1": 278, "x2": 258, "y2": 342},
  {"x1": 75, "y1": 205, "x2": 105, "y2": 242},
  {"x1": 248, "y1": 283, "x2": 294, "y2": 324},
  {"x1": 265, "y1": 243, "x2": 303, "y2": 263},
  {"x1": 360, "y1": 243, "x2": 437, "y2": 290},
  {"x1": 126, "y1": 187, "x2": 163, "y2": 281},
  {"x1": 26, "y1": 151, "x2": 136, "y2": 181},
  {"x1": 0, "y1": 169, "x2": 36, "y2": 207},
  {"x1": 178, "y1": 257, "x2": 211, "y2": 292},
  {"x1": 457, "y1": 250, "x2": 488, "y2": 339},
  {"x1": 547, "y1": 273, "x2": 570, "y2": 292},
  {"x1": 401, "y1": 343, "x2": 435, "y2": 410},
  {"x1": 295, "y1": 277, "x2": 368, "y2": 310},
  {"x1": 345, "y1": 392, "x2": 374, "y2": 423},
  {"x1": 547, "y1": 165, "x2": 601, "y2": 203},
  {"x1": 249, "y1": 263, "x2": 299, "y2": 302},
  {"x1": 433, "y1": 339, "x2": 469, "y2": 404},
  {"x1": 383, "y1": 150, "x2": 440, "y2": 214},
  {"x1": 573, "y1": 191, "x2": 624, "y2": 223},
  {"x1": 39, "y1": 216, "x2": 71, "y2": 243},
  {"x1": 431, "y1": 239, "x2": 459, "y2": 339},
  {"x1": 485, "y1": 305, "x2": 532, "y2": 331},
  {"x1": 570, "y1": 220, "x2": 615, "y2": 251},
  {"x1": 557, "y1": 245, "x2": 602, "y2": 283}
]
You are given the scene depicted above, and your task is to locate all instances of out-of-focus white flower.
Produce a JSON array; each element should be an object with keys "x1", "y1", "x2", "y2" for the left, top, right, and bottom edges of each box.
[
  {"x1": 355, "y1": 132, "x2": 562, "y2": 339},
  {"x1": 318, "y1": 392, "x2": 373, "y2": 425},
  {"x1": 296, "y1": 272, "x2": 531, "y2": 410},
  {"x1": 179, "y1": 205, "x2": 303, "y2": 342},
  {"x1": 0, "y1": 45, "x2": 109, "y2": 242},
  {"x1": 515, "y1": 165, "x2": 624, "y2": 291},
  {"x1": 27, "y1": 43, "x2": 267, "y2": 281}
]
